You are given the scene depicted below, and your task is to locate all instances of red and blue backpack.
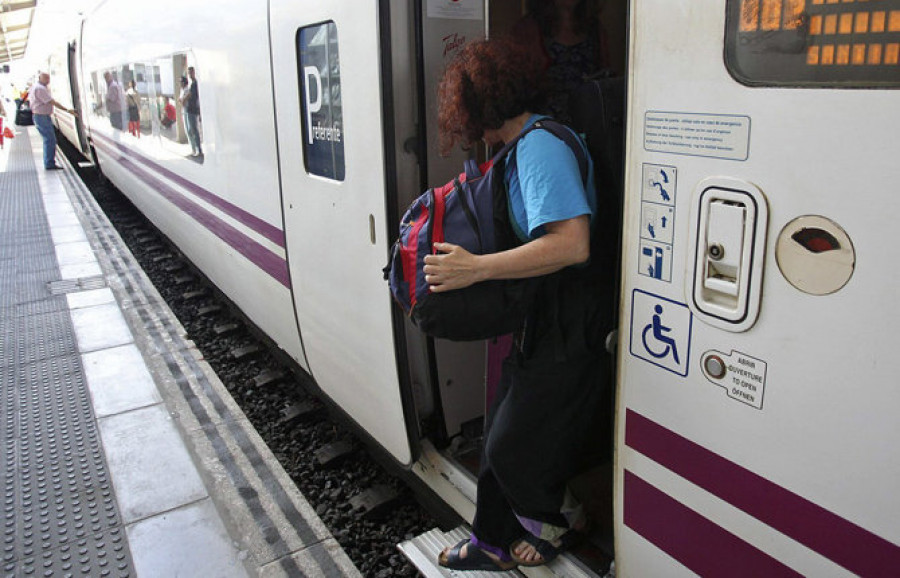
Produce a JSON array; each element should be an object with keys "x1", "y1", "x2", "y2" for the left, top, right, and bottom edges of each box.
[{"x1": 383, "y1": 119, "x2": 588, "y2": 341}]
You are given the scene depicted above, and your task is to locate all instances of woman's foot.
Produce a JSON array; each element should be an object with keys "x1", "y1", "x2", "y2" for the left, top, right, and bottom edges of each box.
[
  {"x1": 511, "y1": 535, "x2": 559, "y2": 566},
  {"x1": 438, "y1": 539, "x2": 517, "y2": 572},
  {"x1": 510, "y1": 527, "x2": 586, "y2": 567}
]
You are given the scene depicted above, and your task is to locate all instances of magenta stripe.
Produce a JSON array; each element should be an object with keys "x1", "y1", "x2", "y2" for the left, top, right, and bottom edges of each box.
[
  {"x1": 626, "y1": 409, "x2": 900, "y2": 576},
  {"x1": 624, "y1": 470, "x2": 803, "y2": 577},
  {"x1": 93, "y1": 138, "x2": 290, "y2": 288},
  {"x1": 92, "y1": 131, "x2": 285, "y2": 247}
]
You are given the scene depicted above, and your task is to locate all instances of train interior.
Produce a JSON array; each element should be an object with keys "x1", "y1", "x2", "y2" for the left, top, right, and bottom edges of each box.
[{"x1": 404, "y1": 1, "x2": 628, "y2": 572}]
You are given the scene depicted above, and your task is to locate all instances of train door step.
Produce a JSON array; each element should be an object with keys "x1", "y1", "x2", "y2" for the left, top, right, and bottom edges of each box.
[
  {"x1": 349, "y1": 484, "x2": 400, "y2": 519},
  {"x1": 397, "y1": 527, "x2": 524, "y2": 578},
  {"x1": 253, "y1": 368, "x2": 288, "y2": 388},
  {"x1": 398, "y1": 527, "x2": 602, "y2": 578}
]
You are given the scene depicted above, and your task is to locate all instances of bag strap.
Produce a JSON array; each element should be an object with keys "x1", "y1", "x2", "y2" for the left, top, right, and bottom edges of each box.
[
  {"x1": 493, "y1": 118, "x2": 589, "y2": 185},
  {"x1": 464, "y1": 158, "x2": 481, "y2": 180},
  {"x1": 530, "y1": 119, "x2": 590, "y2": 185}
]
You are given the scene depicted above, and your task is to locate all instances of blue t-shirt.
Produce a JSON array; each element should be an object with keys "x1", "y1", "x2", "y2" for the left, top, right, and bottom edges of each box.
[{"x1": 504, "y1": 115, "x2": 596, "y2": 240}]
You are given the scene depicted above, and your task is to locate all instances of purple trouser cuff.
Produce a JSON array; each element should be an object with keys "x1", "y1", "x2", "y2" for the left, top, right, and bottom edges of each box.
[{"x1": 470, "y1": 533, "x2": 513, "y2": 562}]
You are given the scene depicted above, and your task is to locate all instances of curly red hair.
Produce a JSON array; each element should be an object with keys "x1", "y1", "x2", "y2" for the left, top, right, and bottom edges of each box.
[{"x1": 437, "y1": 39, "x2": 546, "y2": 155}]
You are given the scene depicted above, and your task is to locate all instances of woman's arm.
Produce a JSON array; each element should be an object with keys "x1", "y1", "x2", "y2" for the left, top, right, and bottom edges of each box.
[{"x1": 423, "y1": 214, "x2": 590, "y2": 293}]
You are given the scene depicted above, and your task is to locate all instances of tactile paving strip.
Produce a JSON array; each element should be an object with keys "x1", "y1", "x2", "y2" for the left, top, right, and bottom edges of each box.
[{"x1": 1, "y1": 132, "x2": 135, "y2": 577}]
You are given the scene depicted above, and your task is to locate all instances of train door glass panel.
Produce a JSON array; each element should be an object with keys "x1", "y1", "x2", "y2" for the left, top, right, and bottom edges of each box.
[
  {"x1": 297, "y1": 22, "x2": 345, "y2": 181},
  {"x1": 726, "y1": 0, "x2": 900, "y2": 86}
]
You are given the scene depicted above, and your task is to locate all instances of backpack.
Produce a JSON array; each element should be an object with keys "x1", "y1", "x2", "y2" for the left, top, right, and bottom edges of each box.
[{"x1": 383, "y1": 119, "x2": 588, "y2": 341}]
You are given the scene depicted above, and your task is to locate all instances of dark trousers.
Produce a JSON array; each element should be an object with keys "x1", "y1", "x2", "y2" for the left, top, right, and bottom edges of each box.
[{"x1": 472, "y1": 338, "x2": 608, "y2": 549}]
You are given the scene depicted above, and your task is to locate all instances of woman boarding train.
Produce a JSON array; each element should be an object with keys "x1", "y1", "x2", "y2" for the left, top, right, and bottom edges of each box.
[{"x1": 426, "y1": 38, "x2": 610, "y2": 571}]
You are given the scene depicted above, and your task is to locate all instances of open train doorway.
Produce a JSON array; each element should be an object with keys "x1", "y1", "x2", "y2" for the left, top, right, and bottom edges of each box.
[{"x1": 400, "y1": 1, "x2": 628, "y2": 575}]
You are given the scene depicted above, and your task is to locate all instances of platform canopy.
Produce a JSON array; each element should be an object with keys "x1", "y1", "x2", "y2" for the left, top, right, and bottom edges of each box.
[{"x1": 0, "y1": 0, "x2": 35, "y2": 65}]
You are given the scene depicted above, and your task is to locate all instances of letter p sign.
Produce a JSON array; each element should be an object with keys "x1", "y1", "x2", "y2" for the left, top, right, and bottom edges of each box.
[{"x1": 304, "y1": 66, "x2": 322, "y2": 145}]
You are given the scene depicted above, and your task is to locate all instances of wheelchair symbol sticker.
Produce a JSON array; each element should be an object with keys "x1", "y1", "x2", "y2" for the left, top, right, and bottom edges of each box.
[{"x1": 630, "y1": 290, "x2": 692, "y2": 376}]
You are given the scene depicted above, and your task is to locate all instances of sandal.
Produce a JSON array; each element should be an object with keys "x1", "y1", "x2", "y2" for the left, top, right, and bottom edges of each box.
[
  {"x1": 509, "y1": 530, "x2": 583, "y2": 567},
  {"x1": 438, "y1": 539, "x2": 518, "y2": 572}
]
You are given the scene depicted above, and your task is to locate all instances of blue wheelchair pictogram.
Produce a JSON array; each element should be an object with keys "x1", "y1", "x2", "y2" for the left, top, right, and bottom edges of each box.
[
  {"x1": 630, "y1": 290, "x2": 691, "y2": 376},
  {"x1": 642, "y1": 304, "x2": 679, "y2": 364}
]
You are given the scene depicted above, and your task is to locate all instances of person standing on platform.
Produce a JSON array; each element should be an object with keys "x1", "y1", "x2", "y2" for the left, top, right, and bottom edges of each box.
[
  {"x1": 29, "y1": 72, "x2": 75, "y2": 170},
  {"x1": 104, "y1": 71, "x2": 125, "y2": 130},
  {"x1": 126, "y1": 80, "x2": 141, "y2": 137}
]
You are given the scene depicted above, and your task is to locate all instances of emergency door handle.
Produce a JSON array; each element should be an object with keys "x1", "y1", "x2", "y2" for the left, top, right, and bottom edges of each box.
[{"x1": 687, "y1": 179, "x2": 768, "y2": 332}]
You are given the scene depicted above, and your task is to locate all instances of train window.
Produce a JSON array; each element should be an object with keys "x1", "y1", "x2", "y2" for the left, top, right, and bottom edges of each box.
[
  {"x1": 725, "y1": 0, "x2": 900, "y2": 87},
  {"x1": 297, "y1": 22, "x2": 345, "y2": 181}
]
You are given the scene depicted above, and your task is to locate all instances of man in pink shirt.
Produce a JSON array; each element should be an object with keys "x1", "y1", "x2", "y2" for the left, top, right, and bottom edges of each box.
[{"x1": 29, "y1": 72, "x2": 74, "y2": 170}]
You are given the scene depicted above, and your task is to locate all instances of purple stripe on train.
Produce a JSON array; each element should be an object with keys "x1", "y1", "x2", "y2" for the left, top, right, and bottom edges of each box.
[
  {"x1": 92, "y1": 131, "x2": 285, "y2": 247},
  {"x1": 624, "y1": 470, "x2": 802, "y2": 577},
  {"x1": 93, "y1": 137, "x2": 290, "y2": 288},
  {"x1": 625, "y1": 409, "x2": 900, "y2": 576}
]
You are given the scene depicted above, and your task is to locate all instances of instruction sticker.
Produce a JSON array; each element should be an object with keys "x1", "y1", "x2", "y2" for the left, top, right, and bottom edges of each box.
[
  {"x1": 639, "y1": 164, "x2": 677, "y2": 283},
  {"x1": 639, "y1": 241, "x2": 672, "y2": 282},
  {"x1": 700, "y1": 350, "x2": 768, "y2": 409},
  {"x1": 427, "y1": 0, "x2": 483, "y2": 20},
  {"x1": 644, "y1": 112, "x2": 750, "y2": 161},
  {"x1": 630, "y1": 290, "x2": 692, "y2": 377}
]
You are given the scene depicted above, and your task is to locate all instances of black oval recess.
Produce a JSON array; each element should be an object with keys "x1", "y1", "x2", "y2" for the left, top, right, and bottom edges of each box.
[{"x1": 791, "y1": 227, "x2": 840, "y2": 254}]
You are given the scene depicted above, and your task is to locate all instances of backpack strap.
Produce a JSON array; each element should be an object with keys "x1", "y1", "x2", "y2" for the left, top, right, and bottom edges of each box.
[
  {"x1": 464, "y1": 158, "x2": 482, "y2": 180},
  {"x1": 530, "y1": 119, "x2": 590, "y2": 186}
]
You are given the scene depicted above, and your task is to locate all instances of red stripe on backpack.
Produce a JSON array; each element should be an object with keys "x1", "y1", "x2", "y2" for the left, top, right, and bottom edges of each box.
[{"x1": 402, "y1": 205, "x2": 429, "y2": 308}]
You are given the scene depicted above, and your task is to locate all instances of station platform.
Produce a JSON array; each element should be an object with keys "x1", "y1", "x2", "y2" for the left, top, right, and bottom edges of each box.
[{"x1": 1, "y1": 126, "x2": 361, "y2": 577}]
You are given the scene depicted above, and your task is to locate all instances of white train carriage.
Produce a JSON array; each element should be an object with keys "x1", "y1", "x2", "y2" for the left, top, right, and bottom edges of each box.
[{"x1": 59, "y1": 0, "x2": 900, "y2": 576}]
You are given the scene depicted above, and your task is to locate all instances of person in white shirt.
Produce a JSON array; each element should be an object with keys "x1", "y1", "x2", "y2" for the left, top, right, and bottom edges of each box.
[{"x1": 29, "y1": 72, "x2": 75, "y2": 169}]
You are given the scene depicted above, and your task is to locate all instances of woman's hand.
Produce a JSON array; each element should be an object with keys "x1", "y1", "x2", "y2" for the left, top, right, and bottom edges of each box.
[
  {"x1": 423, "y1": 243, "x2": 484, "y2": 293},
  {"x1": 422, "y1": 216, "x2": 590, "y2": 293}
]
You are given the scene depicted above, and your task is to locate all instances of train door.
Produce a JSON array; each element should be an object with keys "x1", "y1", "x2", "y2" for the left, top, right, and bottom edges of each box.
[
  {"x1": 67, "y1": 36, "x2": 88, "y2": 155},
  {"x1": 617, "y1": 1, "x2": 900, "y2": 575},
  {"x1": 269, "y1": 1, "x2": 412, "y2": 465}
]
